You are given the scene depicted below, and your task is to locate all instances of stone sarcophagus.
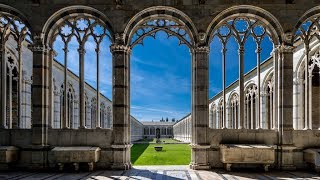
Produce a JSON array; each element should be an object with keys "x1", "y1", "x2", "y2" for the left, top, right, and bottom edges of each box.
[
  {"x1": 303, "y1": 148, "x2": 320, "y2": 172},
  {"x1": 52, "y1": 146, "x2": 101, "y2": 171},
  {"x1": 220, "y1": 144, "x2": 275, "y2": 171},
  {"x1": 0, "y1": 146, "x2": 19, "y2": 170}
]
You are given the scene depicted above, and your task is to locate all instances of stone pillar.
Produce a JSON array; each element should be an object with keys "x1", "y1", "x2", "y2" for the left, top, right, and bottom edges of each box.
[
  {"x1": 239, "y1": 45, "x2": 245, "y2": 129},
  {"x1": 222, "y1": 45, "x2": 226, "y2": 129},
  {"x1": 62, "y1": 46, "x2": 68, "y2": 129},
  {"x1": 110, "y1": 42, "x2": 131, "y2": 170},
  {"x1": 256, "y1": 45, "x2": 261, "y2": 129},
  {"x1": 96, "y1": 47, "x2": 101, "y2": 128},
  {"x1": 78, "y1": 45, "x2": 86, "y2": 128},
  {"x1": 190, "y1": 46, "x2": 210, "y2": 170},
  {"x1": 29, "y1": 37, "x2": 50, "y2": 168},
  {"x1": 0, "y1": 43, "x2": 6, "y2": 128},
  {"x1": 304, "y1": 44, "x2": 310, "y2": 129},
  {"x1": 8, "y1": 70, "x2": 12, "y2": 129},
  {"x1": 278, "y1": 44, "x2": 295, "y2": 170}
]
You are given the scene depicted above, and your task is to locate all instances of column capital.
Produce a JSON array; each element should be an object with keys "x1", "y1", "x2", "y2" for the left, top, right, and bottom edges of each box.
[
  {"x1": 110, "y1": 44, "x2": 131, "y2": 54},
  {"x1": 78, "y1": 47, "x2": 86, "y2": 55},
  {"x1": 193, "y1": 46, "x2": 210, "y2": 54},
  {"x1": 28, "y1": 43, "x2": 50, "y2": 53},
  {"x1": 279, "y1": 44, "x2": 294, "y2": 53}
]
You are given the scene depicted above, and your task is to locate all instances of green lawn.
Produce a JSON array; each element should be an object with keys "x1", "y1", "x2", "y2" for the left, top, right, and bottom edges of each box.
[{"x1": 131, "y1": 144, "x2": 191, "y2": 165}]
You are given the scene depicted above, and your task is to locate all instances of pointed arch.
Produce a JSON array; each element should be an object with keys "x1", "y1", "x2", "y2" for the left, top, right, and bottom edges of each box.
[
  {"x1": 123, "y1": 6, "x2": 198, "y2": 48},
  {"x1": 42, "y1": 5, "x2": 114, "y2": 46},
  {"x1": 206, "y1": 5, "x2": 284, "y2": 45}
]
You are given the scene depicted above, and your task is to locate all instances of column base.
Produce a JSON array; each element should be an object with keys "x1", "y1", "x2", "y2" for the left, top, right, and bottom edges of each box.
[
  {"x1": 189, "y1": 163, "x2": 210, "y2": 170},
  {"x1": 280, "y1": 145, "x2": 296, "y2": 171},
  {"x1": 190, "y1": 144, "x2": 211, "y2": 170},
  {"x1": 112, "y1": 144, "x2": 131, "y2": 170},
  {"x1": 111, "y1": 162, "x2": 131, "y2": 170}
]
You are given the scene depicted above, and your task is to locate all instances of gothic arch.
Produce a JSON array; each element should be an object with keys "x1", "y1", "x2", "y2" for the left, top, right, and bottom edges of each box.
[
  {"x1": 262, "y1": 68, "x2": 274, "y2": 91},
  {"x1": 205, "y1": 5, "x2": 284, "y2": 45},
  {"x1": 292, "y1": 5, "x2": 320, "y2": 45},
  {"x1": 123, "y1": 6, "x2": 198, "y2": 48},
  {"x1": 42, "y1": 5, "x2": 114, "y2": 46},
  {"x1": 244, "y1": 81, "x2": 257, "y2": 92},
  {"x1": 0, "y1": 4, "x2": 33, "y2": 42}
]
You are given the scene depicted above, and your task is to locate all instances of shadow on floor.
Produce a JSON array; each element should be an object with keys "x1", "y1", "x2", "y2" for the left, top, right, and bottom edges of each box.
[{"x1": 131, "y1": 144, "x2": 149, "y2": 164}]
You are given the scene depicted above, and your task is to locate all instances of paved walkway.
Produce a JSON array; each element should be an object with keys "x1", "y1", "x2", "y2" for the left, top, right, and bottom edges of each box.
[{"x1": 0, "y1": 165, "x2": 319, "y2": 180}]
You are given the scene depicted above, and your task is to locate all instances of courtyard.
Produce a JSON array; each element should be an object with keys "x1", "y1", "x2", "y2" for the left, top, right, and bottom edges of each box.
[{"x1": 131, "y1": 138, "x2": 191, "y2": 165}]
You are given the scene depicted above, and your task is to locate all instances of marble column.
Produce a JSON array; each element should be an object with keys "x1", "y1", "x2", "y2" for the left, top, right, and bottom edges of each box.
[
  {"x1": 29, "y1": 37, "x2": 50, "y2": 168},
  {"x1": 239, "y1": 45, "x2": 245, "y2": 129},
  {"x1": 78, "y1": 45, "x2": 86, "y2": 128},
  {"x1": 62, "y1": 46, "x2": 68, "y2": 129},
  {"x1": 304, "y1": 44, "x2": 310, "y2": 129},
  {"x1": 8, "y1": 70, "x2": 12, "y2": 129},
  {"x1": 256, "y1": 45, "x2": 261, "y2": 129},
  {"x1": 278, "y1": 44, "x2": 295, "y2": 170},
  {"x1": 110, "y1": 42, "x2": 131, "y2": 170},
  {"x1": 222, "y1": 45, "x2": 226, "y2": 129},
  {"x1": 96, "y1": 47, "x2": 101, "y2": 128},
  {"x1": 0, "y1": 43, "x2": 6, "y2": 128},
  {"x1": 190, "y1": 46, "x2": 210, "y2": 170},
  {"x1": 308, "y1": 70, "x2": 313, "y2": 129}
]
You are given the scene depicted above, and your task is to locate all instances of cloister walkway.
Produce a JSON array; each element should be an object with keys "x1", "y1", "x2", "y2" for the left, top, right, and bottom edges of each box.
[{"x1": 1, "y1": 166, "x2": 319, "y2": 180}]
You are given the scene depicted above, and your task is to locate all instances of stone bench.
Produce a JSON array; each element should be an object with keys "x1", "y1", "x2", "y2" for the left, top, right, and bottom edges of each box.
[
  {"x1": 303, "y1": 148, "x2": 320, "y2": 172},
  {"x1": 220, "y1": 144, "x2": 275, "y2": 171},
  {"x1": 0, "y1": 146, "x2": 19, "y2": 170},
  {"x1": 51, "y1": 146, "x2": 100, "y2": 171}
]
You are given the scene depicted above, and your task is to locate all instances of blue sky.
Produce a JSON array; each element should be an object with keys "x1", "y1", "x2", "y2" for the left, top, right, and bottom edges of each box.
[{"x1": 53, "y1": 23, "x2": 273, "y2": 122}]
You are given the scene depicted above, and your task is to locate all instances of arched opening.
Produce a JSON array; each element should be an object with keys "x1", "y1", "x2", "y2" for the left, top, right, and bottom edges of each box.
[
  {"x1": 0, "y1": 11, "x2": 33, "y2": 129},
  {"x1": 48, "y1": 12, "x2": 113, "y2": 129},
  {"x1": 294, "y1": 12, "x2": 320, "y2": 130},
  {"x1": 126, "y1": 8, "x2": 195, "y2": 165},
  {"x1": 208, "y1": 12, "x2": 275, "y2": 130}
]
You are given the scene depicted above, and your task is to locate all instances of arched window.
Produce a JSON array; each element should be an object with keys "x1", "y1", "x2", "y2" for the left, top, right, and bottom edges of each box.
[
  {"x1": 209, "y1": 13, "x2": 275, "y2": 130},
  {"x1": 107, "y1": 106, "x2": 111, "y2": 128},
  {"x1": 209, "y1": 104, "x2": 217, "y2": 129},
  {"x1": 6, "y1": 57, "x2": 19, "y2": 128},
  {"x1": 50, "y1": 13, "x2": 113, "y2": 129},
  {"x1": 0, "y1": 12, "x2": 32, "y2": 129},
  {"x1": 91, "y1": 98, "x2": 97, "y2": 128},
  {"x1": 294, "y1": 13, "x2": 320, "y2": 130},
  {"x1": 263, "y1": 73, "x2": 274, "y2": 129},
  {"x1": 245, "y1": 84, "x2": 258, "y2": 129},
  {"x1": 100, "y1": 103, "x2": 106, "y2": 128},
  {"x1": 229, "y1": 93, "x2": 239, "y2": 129},
  {"x1": 218, "y1": 99, "x2": 224, "y2": 129},
  {"x1": 52, "y1": 79, "x2": 61, "y2": 128},
  {"x1": 85, "y1": 93, "x2": 91, "y2": 128},
  {"x1": 67, "y1": 84, "x2": 75, "y2": 128}
]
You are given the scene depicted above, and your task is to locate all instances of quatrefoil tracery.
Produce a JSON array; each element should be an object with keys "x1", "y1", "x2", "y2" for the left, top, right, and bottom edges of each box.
[
  {"x1": 0, "y1": 12, "x2": 32, "y2": 47},
  {"x1": 130, "y1": 18, "x2": 193, "y2": 48},
  {"x1": 51, "y1": 16, "x2": 112, "y2": 49},
  {"x1": 212, "y1": 17, "x2": 272, "y2": 47}
]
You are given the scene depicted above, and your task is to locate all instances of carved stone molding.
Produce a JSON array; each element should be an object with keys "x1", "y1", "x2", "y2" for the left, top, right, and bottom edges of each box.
[
  {"x1": 194, "y1": 46, "x2": 210, "y2": 54},
  {"x1": 110, "y1": 44, "x2": 132, "y2": 54},
  {"x1": 279, "y1": 44, "x2": 294, "y2": 53},
  {"x1": 28, "y1": 43, "x2": 50, "y2": 53}
]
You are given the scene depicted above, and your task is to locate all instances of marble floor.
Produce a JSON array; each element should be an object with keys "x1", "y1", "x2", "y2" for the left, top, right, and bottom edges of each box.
[{"x1": 0, "y1": 165, "x2": 319, "y2": 180}]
